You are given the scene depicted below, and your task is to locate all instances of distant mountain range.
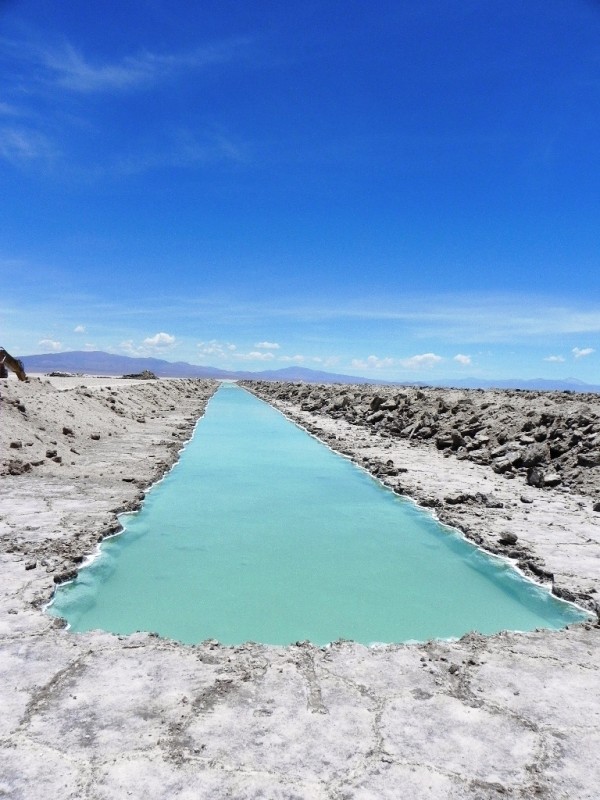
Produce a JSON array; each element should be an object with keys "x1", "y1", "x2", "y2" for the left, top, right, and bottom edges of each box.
[
  {"x1": 19, "y1": 350, "x2": 600, "y2": 393},
  {"x1": 20, "y1": 350, "x2": 377, "y2": 384}
]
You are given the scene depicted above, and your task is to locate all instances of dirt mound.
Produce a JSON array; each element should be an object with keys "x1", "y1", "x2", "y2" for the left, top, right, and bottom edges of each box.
[{"x1": 244, "y1": 381, "x2": 600, "y2": 500}]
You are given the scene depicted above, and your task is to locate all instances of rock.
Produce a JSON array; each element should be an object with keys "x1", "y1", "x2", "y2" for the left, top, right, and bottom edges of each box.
[
  {"x1": 521, "y1": 444, "x2": 547, "y2": 468},
  {"x1": 480, "y1": 494, "x2": 504, "y2": 509},
  {"x1": 445, "y1": 493, "x2": 467, "y2": 505},
  {"x1": 520, "y1": 495, "x2": 534, "y2": 504},
  {"x1": 450, "y1": 430, "x2": 466, "y2": 450},
  {"x1": 90, "y1": 432, "x2": 101, "y2": 440},
  {"x1": 9, "y1": 440, "x2": 22, "y2": 449},
  {"x1": 7, "y1": 460, "x2": 32, "y2": 475},
  {"x1": 526, "y1": 467, "x2": 545, "y2": 488},
  {"x1": 593, "y1": 502, "x2": 600, "y2": 513},
  {"x1": 46, "y1": 449, "x2": 57, "y2": 459},
  {"x1": 499, "y1": 532, "x2": 518, "y2": 546},
  {"x1": 519, "y1": 435, "x2": 536, "y2": 444},
  {"x1": 493, "y1": 451, "x2": 522, "y2": 473},
  {"x1": 53, "y1": 568, "x2": 78, "y2": 584},
  {"x1": 331, "y1": 396, "x2": 350, "y2": 411},
  {"x1": 62, "y1": 426, "x2": 74, "y2": 436},
  {"x1": 577, "y1": 452, "x2": 600, "y2": 467},
  {"x1": 543, "y1": 472, "x2": 562, "y2": 487},
  {"x1": 24, "y1": 561, "x2": 37, "y2": 570},
  {"x1": 122, "y1": 370, "x2": 158, "y2": 380}
]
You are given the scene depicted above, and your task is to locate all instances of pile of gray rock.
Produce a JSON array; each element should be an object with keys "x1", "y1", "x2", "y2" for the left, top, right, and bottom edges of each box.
[{"x1": 245, "y1": 381, "x2": 600, "y2": 501}]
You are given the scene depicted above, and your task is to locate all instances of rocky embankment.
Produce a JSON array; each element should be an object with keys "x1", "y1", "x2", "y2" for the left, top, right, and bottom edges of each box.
[
  {"x1": 0, "y1": 376, "x2": 217, "y2": 593},
  {"x1": 244, "y1": 381, "x2": 600, "y2": 505}
]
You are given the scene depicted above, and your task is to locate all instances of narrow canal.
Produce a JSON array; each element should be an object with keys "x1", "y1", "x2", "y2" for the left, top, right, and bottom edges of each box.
[{"x1": 49, "y1": 383, "x2": 587, "y2": 645}]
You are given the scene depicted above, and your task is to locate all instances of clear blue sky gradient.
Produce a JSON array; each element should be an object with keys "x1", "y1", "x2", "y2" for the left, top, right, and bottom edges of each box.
[{"x1": 1, "y1": 0, "x2": 599, "y2": 381}]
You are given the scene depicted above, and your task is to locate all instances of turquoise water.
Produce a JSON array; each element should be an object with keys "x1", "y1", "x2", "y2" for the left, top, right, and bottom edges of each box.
[{"x1": 49, "y1": 383, "x2": 587, "y2": 645}]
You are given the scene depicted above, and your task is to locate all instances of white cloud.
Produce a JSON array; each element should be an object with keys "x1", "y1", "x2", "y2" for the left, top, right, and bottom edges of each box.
[
  {"x1": 279, "y1": 355, "x2": 307, "y2": 363},
  {"x1": 119, "y1": 334, "x2": 175, "y2": 355},
  {"x1": 544, "y1": 355, "x2": 565, "y2": 363},
  {"x1": 143, "y1": 332, "x2": 175, "y2": 349},
  {"x1": 74, "y1": 324, "x2": 86, "y2": 333},
  {"x1": 351, "y1": 355, "x2": 395, "y2": 370},
  {"x1": 197, "y1": 339, "x2": 236, "y2": 358},
  {"x1": 255, "y1": 341, "x2": 280, "y2": 350},
  {"x1": 453, "y1": 354, "x2": 471, "y2": 366},
  {"x1": 399, "y1": 353, "x2": 443, "y2": 369},
  {"x1": 572, "y1": 347, "x2": 595, "y2": 359},
  {"x1": 38, "y1": 338, "x2": 61, "y2": 351},
  {"x1": 84, "y1": 343, "x2": 96, "y2": 351},
  {"x1": 234, "y1": 351, "x2": 275, "y2": 362}
]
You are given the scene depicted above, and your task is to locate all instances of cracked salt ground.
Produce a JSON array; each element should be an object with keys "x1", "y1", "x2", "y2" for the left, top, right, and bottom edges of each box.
[
  {"x1": 1, "y1": 376, "x2": 600, "y2": 798},
  {"x1": 2, "y1": 631, "x2": 599, "y2": 798}
]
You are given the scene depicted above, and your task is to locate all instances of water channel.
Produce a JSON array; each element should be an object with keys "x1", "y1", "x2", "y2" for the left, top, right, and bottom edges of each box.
[{"x1": 49, "y1": 383, "x2": 587, "y2": 645}]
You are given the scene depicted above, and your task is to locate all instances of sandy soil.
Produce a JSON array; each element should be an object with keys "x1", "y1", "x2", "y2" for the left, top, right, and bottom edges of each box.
[{"x1": 1, "y1": 374, "x2": 600, "y2": 799}]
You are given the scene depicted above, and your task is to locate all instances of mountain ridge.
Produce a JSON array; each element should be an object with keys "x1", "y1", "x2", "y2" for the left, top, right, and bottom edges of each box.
[{"x1": 18, "y1": 350, "x2": 600, "y2": 393}]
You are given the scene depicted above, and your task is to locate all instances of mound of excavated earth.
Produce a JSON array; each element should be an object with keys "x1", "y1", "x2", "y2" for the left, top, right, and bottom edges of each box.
[
  {"x1": 1, "y1": 375, "x2": 600, "y2": 799},
  {"x1": 244, "y1": 382, "x2": 600, "y2": 499}
]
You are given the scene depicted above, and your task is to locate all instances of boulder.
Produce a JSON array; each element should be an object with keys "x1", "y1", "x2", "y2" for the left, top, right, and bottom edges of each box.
[
  {"x1": 521, "y1": 444, "x2": 548, "y2": 468},
  {"x1": 577, "y1": 451, "x2": 600, "y2": 468}
]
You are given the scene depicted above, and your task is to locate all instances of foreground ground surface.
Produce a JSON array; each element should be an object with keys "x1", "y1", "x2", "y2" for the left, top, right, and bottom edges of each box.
[{"x1": 1, "y1": 376, "x2": 600, "y2": 799}]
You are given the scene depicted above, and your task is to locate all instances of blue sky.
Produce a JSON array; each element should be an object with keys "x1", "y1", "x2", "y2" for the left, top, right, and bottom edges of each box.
[{"x1": 1, "y1": 0, "x2": 599, "y2": 382}]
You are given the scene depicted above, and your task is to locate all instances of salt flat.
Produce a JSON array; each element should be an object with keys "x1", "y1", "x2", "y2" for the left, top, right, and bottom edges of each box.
[{"x1": 1, "y1": 375, "x2": 599, "y2": 799}]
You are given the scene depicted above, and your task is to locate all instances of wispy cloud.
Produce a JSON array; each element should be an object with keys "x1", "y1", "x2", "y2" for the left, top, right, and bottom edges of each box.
[
  {"x1": 544, "y1": 355, "x2": 565, "y2": 362},
  {"x1": 351, "y1": 355, "x2": 395, "y2": 370},
  {"x1": 73, "y1": 324, "x2": 86, "y2": 333},
  {"x1": 248, "y1": 295, "x2": 600, "y2": 344},
  {"x1": 6, "y1": 36, "x2": 252, "y2": 94},
  {"x1": 112, "y1": 126, "x2": 246, "y2": 176},
  {"x1": 197, "y1": 339, "x2": 236, "y2": 358},
  {"x1": 234, "y1": 350, "x2": 275, "y2": 362},
  {"x1": 0, "y1": 125, "x2": 58, "y2": 165},
  {"x1": 0, "y1": 102, "x2": 22, "y2": 117},
  {"x1": 255, "y1": 341, "x2": 280, "y2": 350},
  {"x1": 572, "y1": 346, "x2": 595, "y2": 359},
  {"x1": 350, "y1": 352, "x2": 444, "y2": 371}
]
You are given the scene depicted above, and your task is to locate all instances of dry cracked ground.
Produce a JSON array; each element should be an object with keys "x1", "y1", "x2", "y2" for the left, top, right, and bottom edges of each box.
[{"x1": 1, "y1": 376, "x2": 600, "y2": 799}]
